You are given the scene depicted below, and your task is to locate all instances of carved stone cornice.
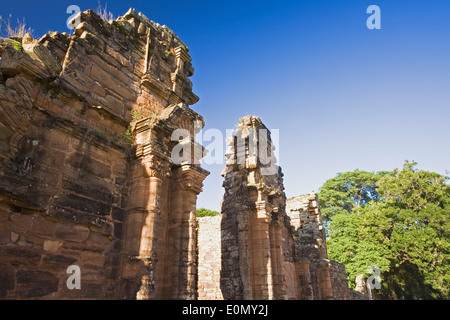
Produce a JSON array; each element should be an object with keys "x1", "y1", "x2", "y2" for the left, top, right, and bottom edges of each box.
[
  {"x1": 133, "y1": 115, "x2": 175, "y2": 162},
  {"x1": 255, "y1": 200, "x2": 273, "y2": 223},
  {"x1": 140, "y1": 45, "x2": 199, "y2": 106},
  {"x1": 174, "y1": 46, "x2": 191, "y2": 64},
  {"x1": 173, "y1": 164, "x2": 209, "y2": 194},
  {"x1": 255, "y1": 180, "x2": 284, "y2": 199},
  {"x1": 142, "y1": 155, "x2": 172, "y2": 179},
  {"x1": 160, "y1": 103, "x2": 204, "y2": 131},
  {"x1": 270, "y1": 209, "x2": 285, "y2": 227}
]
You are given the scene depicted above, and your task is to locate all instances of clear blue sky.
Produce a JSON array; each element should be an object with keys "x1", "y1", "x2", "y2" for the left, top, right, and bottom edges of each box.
[{"x1": 2, "y1": 1, "x2": 450, "y2": 211}]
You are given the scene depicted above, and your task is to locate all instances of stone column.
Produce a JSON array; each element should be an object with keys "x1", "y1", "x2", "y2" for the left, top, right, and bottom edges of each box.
[
  {"x1": 236, "y1": 205, "x2": 252, "y2": 300},
  {"x1": 252, "y1": 192, "x2": 273, "y2": 300},
  {"x1": 135, "y1": 172, "x2": 162, "y2": 300},
  {"x1": 121, "y1": 116, "x2": 172, "y2": 300},
  {"x1": 270, "y1": 210, "x2": 286, "y2": 299},
  {"x1": 171, "y1": 46, "x2": 191, "y2": 96},
  {"x1": 221, "y1": 116, "x2": 288, "y2": 301},
  {"x1": 166, "y1": 164, "x2": 208, "y2": 299},
  {"x1": 127, "y1": 157, "x2": 170, "y2": 300},
  {"x1": 296, "y1": 259, "x2": 314, "y2": 300},
  {"x1": 316, "y1": 262, "x2": 334, "y2": 300}
]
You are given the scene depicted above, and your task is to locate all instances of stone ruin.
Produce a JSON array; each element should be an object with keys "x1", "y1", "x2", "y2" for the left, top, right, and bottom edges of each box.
[
  {"x1": 0, "y1": 8, "x2": 350, "y2": 299},
  {"x1": 197, "y1": 116, "x2": 350, "y2": 300},
  {"x1": 0, "y1": 8, "x2": 208, "y2": 299}
]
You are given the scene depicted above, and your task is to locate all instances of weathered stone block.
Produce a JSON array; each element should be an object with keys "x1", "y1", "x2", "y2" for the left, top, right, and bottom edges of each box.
[
  {"x1": 29, "y1": 217, "x2": 58, "y2": 238},
  {"x1": 56, "y1": 193, "x2": 111, "y2": 217},
  {"x1": 0, "y1": 264, "x2": 15, "y2": 297},
  {"x1": 16, "y1": 269, "x2": 59, "y2": 298},
  {"x1": 111, "y1": 207, "x2": 125, "y2": 221},
  {"x1": 10, "y1": 214, "x2": 34, "y2": 233},
  {"x1": 112, "y1": 222, "x2": 124, "y2": 240},
  {"x1": 67, "y1": 153, "x2": 111, "y2": 179},
  {"x1": 43, "y1": 240, "x2": 63, "y2": 253},
  {"x1": 55, "y1": 224, "x2": 90, "y2": 243},
  {"x1": 62, "y1": 179, "x2": 114, "y2": 204},
  {"x1": 41, "y1": 253, "x2": 77, "y2": 271}
]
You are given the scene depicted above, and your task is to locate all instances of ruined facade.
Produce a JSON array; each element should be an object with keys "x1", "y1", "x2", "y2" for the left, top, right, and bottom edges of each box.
[
  {"x1": 285, "y1": 194, "x2": 351, "y2": 299},
  {"x1": 217, "y1": 116, "x2": 350, "y2": 300},
  {"x1": 0, "y1": 8, "x2": 350, "y2": 300},
  {"x1": 0, "y1": 9, "x2": 208, "y2": 299}
]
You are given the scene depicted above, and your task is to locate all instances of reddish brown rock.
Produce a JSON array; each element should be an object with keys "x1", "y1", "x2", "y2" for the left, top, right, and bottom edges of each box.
[
  {"x1": 0, "y1": 7, "x2": 351, "y2": 301},
  {"x1": 218, "y1": 116, "x2": 351, "y2": 300},
  {"x1": 0, "y1": 8, "x2": 207, "y2": 300}
]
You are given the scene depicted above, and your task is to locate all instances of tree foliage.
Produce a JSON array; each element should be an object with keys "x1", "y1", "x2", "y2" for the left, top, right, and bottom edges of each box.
[
  {"x1": 196, "y1": 208, "x2": 220, "y2": 217},
  {"x1": 318, "y1": 169, "x2": 388, "y2": 221},
  {"x1": 320, "y1": 161, "x2": 450, "y2": 299}
]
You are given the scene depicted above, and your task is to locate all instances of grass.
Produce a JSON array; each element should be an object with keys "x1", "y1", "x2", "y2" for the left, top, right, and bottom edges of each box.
[
  {"x1": 97, "y1": 1, "x2": 115, "y2": 21},
  {"x1": 0, "y1": 15, "x2": 34, "y2": 39},
  {"x1": 111, "y1": 20, "x2": 141, "y2": 47},
  {"x1": 124, "y1": 126, "x2": 134, "y2": 143},
  {"x1": 162, "y1": 50, "x2": 172, "y2": 62},
  {"x1": 123, "y1": 110, "x2": 143, "y2": 143},
  {"x1": 11, "y1": 40, "x2": 22, "y2": 51},
  {"x1": 94, "y1": 128, "x2": 134, "y2": 145},
  {"x1": 131, "y1": 110, "x2": 142, "y2": 122}
]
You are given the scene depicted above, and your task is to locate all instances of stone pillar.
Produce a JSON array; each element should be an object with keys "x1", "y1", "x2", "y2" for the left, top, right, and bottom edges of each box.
[
  {"x1": 270, "y1": 210, "x2": 287, "y2": 299},
  {"x1": 316, "y1": 262, "x2": 334, "y2": 300},
  {"x1": 296, "y1": 259, "x2": 314, "y2": 300},
  {"x1": 219, "y1": 115, "x2": 353, "y2": 300},
  {"x1": 353, "y1": 274, "x2": 370, "y2": 299},
  {"x1": 237, "y1": 205, "x2": 252, "y2": 300},
  {"x1": 124, "y1": 154, "x2": 170, "y2": 300},
  {"x1": 166, "y1": 164, "x2": 208, "y2": 299},
  {"x1": 221, "y1": 116, "x2": 288, "y2": 300},
  {"x1": 121, "y1": 115, "x2": 174, "y2": 300},
  {"x1": 252, "y1": 198, "x2": 273, "y2": 300},
  {"x1": 171, "y1": 46, "x2": 191, "y2": 97},
  {"x1": 135, "y1": 173, "x2": 163, "y2": 300}
]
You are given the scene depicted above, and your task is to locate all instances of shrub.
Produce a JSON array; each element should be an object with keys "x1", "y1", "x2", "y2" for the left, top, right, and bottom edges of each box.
[{"x1": 196, "y1": 208, "x2": 220, "y2": 217}]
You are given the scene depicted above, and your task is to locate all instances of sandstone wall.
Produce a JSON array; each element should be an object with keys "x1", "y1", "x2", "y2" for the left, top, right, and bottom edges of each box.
[
  {"x1": 197, "y1": 215, "x2": 223, "y2": 300},
  {"x1": 286, "y1": 194, "x2": 351, "y2": 300},
  {"x1": 0, "y1": 7, "x2": 351, "y2": 300},
  {"x1": 0, "y1": 8, "x2": 208, "y2": 299}
]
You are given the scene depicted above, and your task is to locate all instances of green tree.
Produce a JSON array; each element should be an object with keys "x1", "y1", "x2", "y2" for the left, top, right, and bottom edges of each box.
[
  {"x1": 322, "y1": 161, "x2": 450, "y2": 299},
  {"x1": 377, "y1": 160, "x2": 449, "y2": 211},
  {"x1": 318, "y1": 169, "x2": 388, "y2": 221},
  {"x1": 196, "y1": 208, "x2": 220, "y2": 217}
]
